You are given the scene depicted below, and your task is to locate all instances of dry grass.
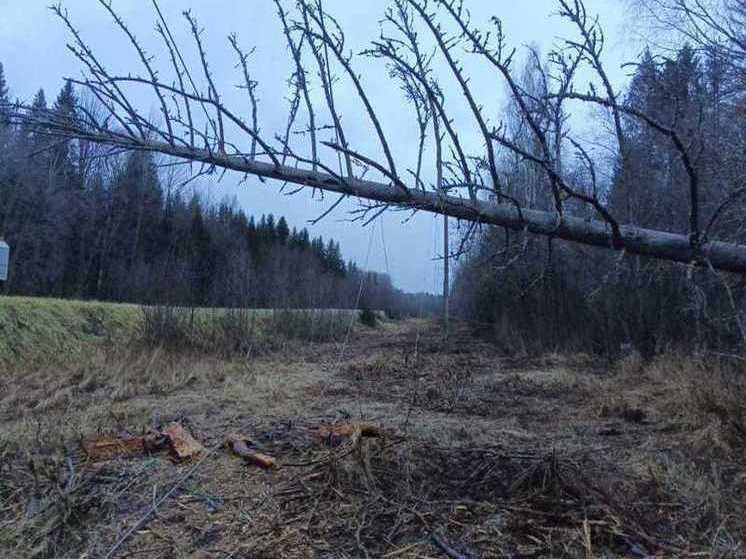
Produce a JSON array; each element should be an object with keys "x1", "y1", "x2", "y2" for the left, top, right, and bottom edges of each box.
[
  {"x1": 643, "y1": 352, "x2": 746, "y2": 453},
  {"x1": 1, "y1": 317, "x2": 745, "y2": 558},
  {"x1": 0, "y1": 296, "x2": 364, "y2": 372}
]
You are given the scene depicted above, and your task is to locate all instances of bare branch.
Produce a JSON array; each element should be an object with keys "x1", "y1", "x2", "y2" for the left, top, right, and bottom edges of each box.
[
  {"x1": 12, "y1": 0, "x2": 746, "y2": 276},
  {"x1": 299, "y1": 0, "x2": 404, "y2": 191},
  {"x1": 275, "y1": 0, "x2": 318, "y2": 169}
]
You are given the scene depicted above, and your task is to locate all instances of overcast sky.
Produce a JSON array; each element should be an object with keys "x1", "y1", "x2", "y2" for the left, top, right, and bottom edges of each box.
[{"x1": 0, "y1": 1, "x2": 634, "y2": 293}]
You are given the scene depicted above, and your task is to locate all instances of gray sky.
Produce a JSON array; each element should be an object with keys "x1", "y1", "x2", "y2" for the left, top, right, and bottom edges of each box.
[{"x1": 0, "y1": 1, "x2": 633, "y2": 293}]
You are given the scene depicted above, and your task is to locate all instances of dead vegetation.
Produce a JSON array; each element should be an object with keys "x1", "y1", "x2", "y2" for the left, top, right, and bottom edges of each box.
[
  {"x1": 140, "y1": 306, "x2": 358, "y2": 356},
  {"x1": 1, "y1": 319, "x2": 745, "y2": 558}
]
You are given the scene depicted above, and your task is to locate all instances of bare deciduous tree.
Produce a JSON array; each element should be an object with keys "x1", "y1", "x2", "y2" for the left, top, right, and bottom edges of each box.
[{"x1": 6, "y1": 0, "x2": 746, "y2": 274}]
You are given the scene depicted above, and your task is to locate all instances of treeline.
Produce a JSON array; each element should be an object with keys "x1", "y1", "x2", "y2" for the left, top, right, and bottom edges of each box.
[
  {"x1": 0, "y1": 67, "x2": 438, "y2": 314},
  {"x1": 454, "y1": 45, "x2": 746, "y2": 357}
]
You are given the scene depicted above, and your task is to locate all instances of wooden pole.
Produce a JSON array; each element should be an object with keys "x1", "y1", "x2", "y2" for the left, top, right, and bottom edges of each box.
[{"x1": 443, "y1": 214, "x2": 449, "y2": 338}]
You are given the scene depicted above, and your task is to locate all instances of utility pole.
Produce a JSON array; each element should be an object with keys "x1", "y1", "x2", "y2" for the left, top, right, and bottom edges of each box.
[
  {"x1": 0, "y1": 238, "x2": 9, "y2": 283},
  {"x1": 430, "y1": 102, "x2": 448, "y2": 339},
  {"x1": 443, "y1": 214, "x2": 449, "y2": 339}
]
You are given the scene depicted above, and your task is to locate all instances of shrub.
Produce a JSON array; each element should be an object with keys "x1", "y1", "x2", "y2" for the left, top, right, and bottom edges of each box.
[
  {"x1": 687, "y1": 363, "x2": 746, "y2": 448},
  {"x1": 268, "y1": 309, "x2": 351, "y2": 342},
  {"x1": 385, "y1": 308, "x2": 402, "y2": 320},
  {"x1": 140, "y1": 305, "x2": 196, "y2": 350},
  {"x1": 216, "y1": 308, "x2": 259, "y2": 356},
  {"x1": 359, "y1": 307, "x2": 378, "y2": 328},
  {"x1": 141, "y1": 305, "x2": 353, "y2": 354},
  {"x1": 644, "y1": 352, "x2": 746, "y2": 448}
]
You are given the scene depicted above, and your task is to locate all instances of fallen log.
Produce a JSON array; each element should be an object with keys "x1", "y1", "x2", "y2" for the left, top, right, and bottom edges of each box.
[
  {"x1": 33, "y1": 134, "x2": 746, "y2": 275},
  {"x1": 81, "y1": 431, "x2": 167, "y2": 461},
  {"x1": 226, "y1": 434, "x2": 277, "y2": 469}
]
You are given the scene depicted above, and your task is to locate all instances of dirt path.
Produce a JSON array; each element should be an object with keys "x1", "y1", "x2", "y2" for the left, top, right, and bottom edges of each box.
[{"x1": 1, "y1": 320, "x2": 744, "y2": 558}]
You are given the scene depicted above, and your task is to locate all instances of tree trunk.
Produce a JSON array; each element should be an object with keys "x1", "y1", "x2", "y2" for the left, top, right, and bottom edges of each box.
[{"x1": 53, "y1": 135, "x2": 746, "y2": 275}]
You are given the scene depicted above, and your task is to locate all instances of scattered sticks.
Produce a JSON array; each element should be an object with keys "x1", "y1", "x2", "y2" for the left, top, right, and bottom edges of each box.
[
  {"x1": 431, "y1": 533, "x2": 472, "y2": 559},
  {"x1": 102, "y1": 446, "x2": 217, "y2": 559}
]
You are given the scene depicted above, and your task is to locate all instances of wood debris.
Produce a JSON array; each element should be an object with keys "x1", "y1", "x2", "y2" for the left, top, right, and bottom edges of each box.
[
  {"x1": 81, "y1": 433, "x2": 145, "y2": 461},
  {"x1": 162, "y1": 422, "x2": 204, "y2": 462},
  {"x1": 81, "y1": 424, "x2": 202, "y2": 463},
  {"x1": 318, "y1": 422, "x2": 381, "y2": 447},
  {"x1": 226, "y1": 434, "x2": 277, "y2": 469},
  {"x1": 81, "y1": 431, "x2": 167, "y2": 461}
]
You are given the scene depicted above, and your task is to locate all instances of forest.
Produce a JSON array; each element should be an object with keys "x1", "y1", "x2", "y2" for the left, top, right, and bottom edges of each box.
[
  {"x1": 4, "y1": 0, "x2": 743, "y2": 361},
  {"x1": 0, "y1": 73, "x2": 437, "y2": 314},
  {"x1": 5, "y1": 42, "x2": 745, "y2": 359},
  {"x1": 453, "y1": 43, "x2": 746, "y2": 357}
]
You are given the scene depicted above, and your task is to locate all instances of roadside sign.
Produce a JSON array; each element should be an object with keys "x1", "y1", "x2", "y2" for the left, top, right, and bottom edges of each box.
[{"x1": 0, "y1": 240, "x2": 9, "y2": 281}]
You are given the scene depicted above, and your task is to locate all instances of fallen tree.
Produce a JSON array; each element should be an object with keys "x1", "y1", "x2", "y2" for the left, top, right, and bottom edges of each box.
[
  {"x1": 17, "y1": 131, "x2": 746, "y2": 274},
  {"x1": 7, "y1": 0, "x2": 746, "y2": 274}
]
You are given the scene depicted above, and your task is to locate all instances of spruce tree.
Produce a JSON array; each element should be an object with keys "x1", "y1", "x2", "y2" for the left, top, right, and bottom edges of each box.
[
  {"x1": 27, "y1": 89, "x2": 47, "y2": 138},
  {"x1": 299, "y1": 228, "x2": 310, "y2": 249},
  {"x1": 53, "y1": 81, "x2": 77, "y2": 120},
  {"x1": 277, "y1": 216, "x2": 290, "y2": 244},
  {"x1": 325, "y1": 239, "x2": 345, "y2": 276},
  {"x1": 52, "y1": 82, "x2": 78, "y2": 184},
  {"x1": 0, "y1": 62, "x2": 9, "y2": 128}
]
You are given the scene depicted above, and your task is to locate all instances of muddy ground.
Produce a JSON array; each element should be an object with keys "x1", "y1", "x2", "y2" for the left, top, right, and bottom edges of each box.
[{"x1": 1, "y1": 319, "x2": 745, "y2": 558}]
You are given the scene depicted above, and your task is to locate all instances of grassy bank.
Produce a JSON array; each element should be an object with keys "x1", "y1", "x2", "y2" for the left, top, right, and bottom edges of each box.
[
  {"x1": 0, "y1": 297, "x2": 141, "y2": 369},
  {"x1": 0, "y1": 296, "x2": 381, "y2": 369}
]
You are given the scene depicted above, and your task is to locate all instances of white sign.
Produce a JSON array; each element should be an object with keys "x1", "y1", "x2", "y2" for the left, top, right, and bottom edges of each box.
[{"x1": 0, "y1": 241, "x2": 8, "y2": 281}]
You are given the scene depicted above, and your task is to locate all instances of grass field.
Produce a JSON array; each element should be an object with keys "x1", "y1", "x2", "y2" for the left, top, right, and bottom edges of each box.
[
  {"x1": 0, "y1": 297, "x2": 141, "y2": 368},
  {"x1": 0, "y1": 296, "x2": 370, "y2": 369},
  {"x1": 1, "y1": 298, "x2": 745, "y2": 558}
]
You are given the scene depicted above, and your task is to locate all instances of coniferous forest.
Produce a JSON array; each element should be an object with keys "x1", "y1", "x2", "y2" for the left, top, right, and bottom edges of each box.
[{"x1": 0, "y1": 68, "x2": 438, "y2": 314}]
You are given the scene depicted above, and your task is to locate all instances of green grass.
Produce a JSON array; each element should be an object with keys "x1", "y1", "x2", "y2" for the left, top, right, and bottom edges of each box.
[
  {"x1": 0, "y1": 297, "x2": 386, "y2": 369},
  {"x1": 0, "y1": 296, "x2": 141, "y2": 369}
]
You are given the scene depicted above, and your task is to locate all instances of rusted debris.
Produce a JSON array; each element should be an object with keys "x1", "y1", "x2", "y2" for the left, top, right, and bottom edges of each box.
[
  {"x1": 226, "y1": 434, "x2": 277, "y2": 469},
  {"x1": 318, "y1": 422, "x2": 381, "y2": 447},
  {"x1": 162, "y1": 422, "x2": 204, "y2": 461}
]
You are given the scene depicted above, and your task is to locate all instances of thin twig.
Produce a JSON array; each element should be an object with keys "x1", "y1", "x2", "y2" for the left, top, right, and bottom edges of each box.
[
  {"x1": 103, "y1": 447, "x2": 216, "y2": 559},
  {"x1": 431, "y1": 533, "x2": 471, "y2": 559}
]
